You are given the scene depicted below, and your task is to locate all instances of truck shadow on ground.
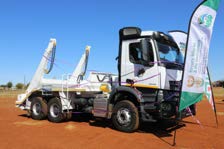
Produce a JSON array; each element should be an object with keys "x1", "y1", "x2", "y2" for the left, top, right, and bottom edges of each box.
[
  {"x1": 78, "y1": 116, "x2": 186, "y2": 146},
  {"x1": 70, "y1": 113, "x2": 111, "y2": 128},
  {"x1": 138, "y1": 119, "x2": 185, "y2": 136},
  {"x1": 70, "y1": 114, "x2": 185, "y2": 133},
  {"x1": 18, "y1": 113, "x2": 185, "y2": 146},
  {"x1": 70, "y1": 113, "x2": 185, "y2": 145},
  {"x1": 138, "y1": 119, "x2": 185, "y2": 146}
]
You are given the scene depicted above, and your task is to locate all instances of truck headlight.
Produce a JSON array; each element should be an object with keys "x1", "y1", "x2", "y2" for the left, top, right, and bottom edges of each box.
[
  {"x1": 161, "y1": 102, "x2": 172, "y2": 111},
  {"x1": 160, "y1": 102, "x2": 175, "y2": 118}
]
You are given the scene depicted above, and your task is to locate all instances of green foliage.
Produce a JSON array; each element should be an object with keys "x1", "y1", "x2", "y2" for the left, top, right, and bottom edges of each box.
[
  {"x1": 7, "y1": 82, "x2": 13, "y2": 89},
  {"x1": 0, "y1": 85, "x2": 6, "y2": 88},
  {"x1": 16, "y1": 83, "x2": 24, "y2": 89}
]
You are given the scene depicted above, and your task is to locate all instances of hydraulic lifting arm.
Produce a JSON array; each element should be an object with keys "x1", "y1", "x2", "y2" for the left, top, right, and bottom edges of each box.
[
  {"x1": 27, "y1": 39, "x2": 56, "y2": 93},
  {"x1": 16, "y1": 39, "x2": 56, "y2": 105},
  {"x1": 16, "y1": 40, "x2": 91, "y2": 105},
  {"x1": 70, "y1": 46, "x2": 91, "y2": 82}
]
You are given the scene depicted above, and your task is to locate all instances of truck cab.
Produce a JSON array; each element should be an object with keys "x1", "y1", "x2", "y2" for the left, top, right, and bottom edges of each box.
[{"x1": 109, "y1": 27, "x2": 183, "y2": 132}]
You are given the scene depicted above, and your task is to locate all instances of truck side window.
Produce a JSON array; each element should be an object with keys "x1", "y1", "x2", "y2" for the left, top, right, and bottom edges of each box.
[{"x1": 129, "y1": 42, "x2": 154, "y2": 65}]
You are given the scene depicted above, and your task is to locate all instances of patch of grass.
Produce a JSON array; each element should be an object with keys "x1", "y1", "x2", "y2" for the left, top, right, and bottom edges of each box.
[
  {"x1": 0, "y1": 90, "x2": 25, "y2": 98},
  {"x1": 213, "y1": 87, "x2": 224, "y2": 97}
]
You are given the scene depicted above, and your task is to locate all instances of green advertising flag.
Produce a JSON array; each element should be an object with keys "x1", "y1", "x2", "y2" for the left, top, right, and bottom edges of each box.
[
  {"x1": 169, "y1": 31, "x2": 216, "y2": 112},
  {"x1": 179, "y1": 0, "x2": 220, "y2": 111}
]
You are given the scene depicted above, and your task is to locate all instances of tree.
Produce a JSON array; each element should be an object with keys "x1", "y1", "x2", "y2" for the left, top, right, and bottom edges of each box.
[
  {"x1": 7, "y1": 82, "x2": 13, "y2": 89},
  {"x1": 16, "y1": 83, "x2": 24, "y2": 89},
  {"x1": 0, "y1": 84, "x2": 6, "y2": 89},
  {"x1": 222, "y1": 81, "x2": 224, "y2": 88},
  {"x1": 0, "y1": 85, "x2": 6, "y2": 88}
]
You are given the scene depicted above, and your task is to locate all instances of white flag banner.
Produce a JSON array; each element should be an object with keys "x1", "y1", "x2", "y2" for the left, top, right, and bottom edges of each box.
[
  {"x1": 169, "y1": 31, "x2": 187, "y2": 57},
  {"x1": 169, "y1": 31, "x2": 215, "y2": 111},
  {"x1": 179, "y1": 0, "x2": 220, "y2": 111}
]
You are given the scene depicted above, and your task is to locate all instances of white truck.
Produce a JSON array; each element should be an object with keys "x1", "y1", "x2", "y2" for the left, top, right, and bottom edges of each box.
[{"x1": 16, "y1": 27, "x2": 183, "y2": 132}]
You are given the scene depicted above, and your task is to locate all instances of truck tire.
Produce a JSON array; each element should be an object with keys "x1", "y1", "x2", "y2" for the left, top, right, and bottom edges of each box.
[
  {"x1": 112, "y1": 100, "x2": 139, "y2": 132},
  {"x1": 30, "y1": 97, "x2": 47, "y2": 120},
  {"x1": 47, "y1": 98, "x2": 65, "y2": 123}
]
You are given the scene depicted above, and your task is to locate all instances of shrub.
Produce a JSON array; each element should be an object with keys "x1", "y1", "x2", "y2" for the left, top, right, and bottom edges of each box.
[{"x1": 16, "y1": 83, "x2": 24, "y2": 89}]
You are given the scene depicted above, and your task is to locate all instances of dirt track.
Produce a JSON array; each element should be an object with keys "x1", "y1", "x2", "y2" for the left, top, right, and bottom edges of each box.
[{"x1": 0, "y1": 97, "x2": 224, "y2": 149}]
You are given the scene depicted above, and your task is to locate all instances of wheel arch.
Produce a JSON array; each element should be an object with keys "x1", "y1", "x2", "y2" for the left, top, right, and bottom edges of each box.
[
  {"x1": 28, "y1": 91, "x2": 59, "y2": 103},
  {"x1": 109, "y1": 86, "x2": 141, "y2": 108}
]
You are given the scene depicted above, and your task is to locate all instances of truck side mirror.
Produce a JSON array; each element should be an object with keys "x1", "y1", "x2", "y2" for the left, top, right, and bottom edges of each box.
[{"x1": 140, "y1": 39, "x2": 150, "y2": 62}]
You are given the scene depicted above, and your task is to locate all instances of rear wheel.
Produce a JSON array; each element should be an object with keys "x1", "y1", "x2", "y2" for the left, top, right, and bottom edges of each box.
[
  {"x1": 112, "y1": 100, "x2": 139, "y2": 132},
  {"x1": 30, "y1": 97, "x2": 47, "y2": 120},
  {"x1": 47, "y1": 98, "x2": 65, "y2": 123}
]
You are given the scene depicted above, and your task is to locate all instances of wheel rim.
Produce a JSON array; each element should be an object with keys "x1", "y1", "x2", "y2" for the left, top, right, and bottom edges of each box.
[
  {"x1": 50, "y1": 103, "x2": 60, "y2": 118},
  {"x1": 116, "y1": 108, "x2": 131, "y2": 126},
  {"x1": 33, "y1": 103, "x2": 41, "y2": 116}
]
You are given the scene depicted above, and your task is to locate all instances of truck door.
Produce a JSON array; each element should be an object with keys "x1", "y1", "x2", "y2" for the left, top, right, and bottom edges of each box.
[{"x1": 120, "y1": 39, "x2": 160, "y2": 92}]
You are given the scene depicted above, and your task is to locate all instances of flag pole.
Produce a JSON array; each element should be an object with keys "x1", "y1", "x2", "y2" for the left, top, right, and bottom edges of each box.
[
  {"x1": 172, "y1": 81, "x2": 183, "y2": 146},
  {"x1": 172, "y1": 127, "x2": 177, "y2": 146},
  {"x1": 207, "y1": 67, "x2": 218, "y2": 127}
]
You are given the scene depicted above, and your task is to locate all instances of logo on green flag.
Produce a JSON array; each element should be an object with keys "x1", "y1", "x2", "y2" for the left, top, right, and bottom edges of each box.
[{"x1": 198, "y1": 14, "x2": 213, "y2": 27}]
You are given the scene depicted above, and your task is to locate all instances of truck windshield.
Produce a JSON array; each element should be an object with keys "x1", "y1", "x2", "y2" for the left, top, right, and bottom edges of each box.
[{"x1": 157, "y1": 41, "x2": 184, "y2": 65}]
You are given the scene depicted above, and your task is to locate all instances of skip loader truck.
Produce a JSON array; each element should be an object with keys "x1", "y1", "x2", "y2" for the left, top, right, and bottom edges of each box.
[{"x1": 16, "y1": 27, "x2": 183, "y2": 132}]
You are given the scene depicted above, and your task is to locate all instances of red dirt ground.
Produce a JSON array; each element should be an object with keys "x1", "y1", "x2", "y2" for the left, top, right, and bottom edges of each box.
[{"x1": 0, "y1": 97, "x2": 224, "y2": 149}]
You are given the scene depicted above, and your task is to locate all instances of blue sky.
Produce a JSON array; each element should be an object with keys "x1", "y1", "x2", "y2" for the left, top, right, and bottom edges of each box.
[{"x1": 0, "y1": 0, "x2": 223, "y2": 85}]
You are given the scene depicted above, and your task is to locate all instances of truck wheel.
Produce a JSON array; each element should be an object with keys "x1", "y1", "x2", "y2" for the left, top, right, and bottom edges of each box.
[
  {"x1": 112, "y1": 100, "x2": 139, "y2": 133},
  {"x1": 30, "y1": 97, "x2": 47, "y2": 120},
  {"x1": 47, "y1": 98, "x2": 65, "y2": 123}
]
